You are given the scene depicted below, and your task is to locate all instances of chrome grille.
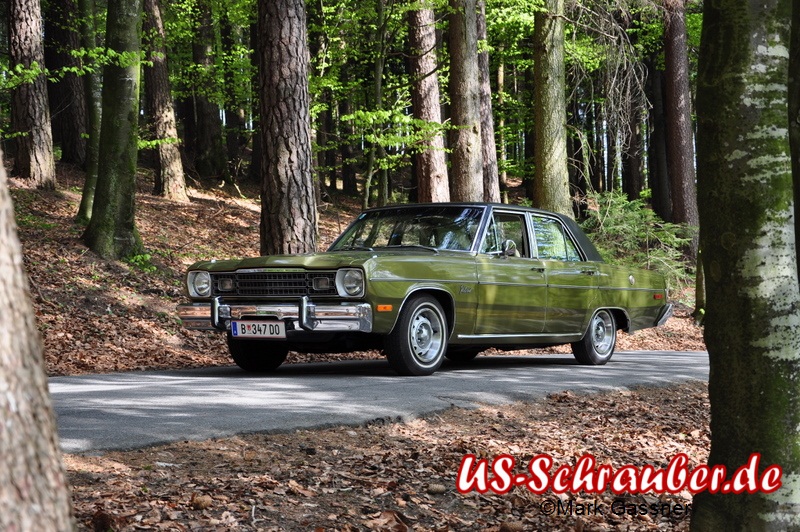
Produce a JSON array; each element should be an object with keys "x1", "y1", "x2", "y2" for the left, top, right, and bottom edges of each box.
[{"x1": 211, "y1": 271, "x2": 338, "y2": 297}]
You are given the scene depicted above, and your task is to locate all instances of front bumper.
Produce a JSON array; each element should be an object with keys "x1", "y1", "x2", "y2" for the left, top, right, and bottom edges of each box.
[{"x1": 177, "y1": 296, "x2": 373, "y2": 333}]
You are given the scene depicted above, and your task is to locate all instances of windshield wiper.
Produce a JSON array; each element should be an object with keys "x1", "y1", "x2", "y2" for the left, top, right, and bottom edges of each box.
[
  {"x1": 332, "y1": 245, "x2": 374, "y2": 251},
  {"x1": 383, "y1": 244, "x2": 440, "y2": 254}
]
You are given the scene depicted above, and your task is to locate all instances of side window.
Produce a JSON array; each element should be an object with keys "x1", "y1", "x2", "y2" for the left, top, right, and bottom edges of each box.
[
  {"x1": 481, "y1": 212, "x2": 528, "y2": 257},
  {"x1": 532, "y1": 217, "x2": 581, "y2": 261}
]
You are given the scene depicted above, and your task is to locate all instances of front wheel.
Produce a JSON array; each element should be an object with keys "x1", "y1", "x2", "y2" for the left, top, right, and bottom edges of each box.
[
  {"x1": 571, "y1": 310, "x2": 616, "y2": 365},
  {"x1": 385, "y1": 295, "x2": 448, "y2": 376},
  {"x1": 227, "y1": 333, "x2": 289, "y2": 372}
]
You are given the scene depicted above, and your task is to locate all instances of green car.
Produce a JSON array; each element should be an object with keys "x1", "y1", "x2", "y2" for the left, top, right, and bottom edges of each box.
[{"x1": 177, "y1": 203, "x2": 673, "y2": 376}]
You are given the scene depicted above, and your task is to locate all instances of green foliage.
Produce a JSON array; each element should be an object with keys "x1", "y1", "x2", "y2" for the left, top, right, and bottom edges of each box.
[
  {"x1": 580, "y1": 192, "x2": 693, "y2": 291},
  {"x1": 125, "y1": 253, "x2": 158, "y2": 273}
]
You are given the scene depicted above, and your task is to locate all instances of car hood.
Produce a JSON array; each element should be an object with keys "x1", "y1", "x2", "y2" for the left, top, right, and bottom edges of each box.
[{"x1": 188, "y1": 249, "x2": 464, "y2": 272}]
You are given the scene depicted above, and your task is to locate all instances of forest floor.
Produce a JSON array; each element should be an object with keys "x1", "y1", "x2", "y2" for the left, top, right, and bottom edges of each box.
[{"x1": 11, "y1": 164, "x2": 708, "y2": 530}]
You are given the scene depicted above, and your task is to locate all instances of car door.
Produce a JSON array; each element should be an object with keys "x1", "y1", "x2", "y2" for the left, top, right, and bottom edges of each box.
[
  {"x1": 531, "y1": 215, "x2": 599, "y2": 334},
  {"x1": 474, "y1": 210, "x2": 547, "y2": 335}
]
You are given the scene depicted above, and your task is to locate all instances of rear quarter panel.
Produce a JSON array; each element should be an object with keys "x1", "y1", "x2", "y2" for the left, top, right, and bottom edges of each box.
[{"x1": 596, "y1": 264, "x2": 669, "y2": 332}]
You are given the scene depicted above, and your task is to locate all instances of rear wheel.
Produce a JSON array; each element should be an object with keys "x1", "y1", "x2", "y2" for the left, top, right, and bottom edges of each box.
[
  {"x1": 571, "y1": 310, "x2": 616, "y2": 365},
  {"x1": 385, "y1": 295, "x2": 448, "y2": 376},
  {"x1": 227, "y1": 333, "x2": 289, "y2": 372}
]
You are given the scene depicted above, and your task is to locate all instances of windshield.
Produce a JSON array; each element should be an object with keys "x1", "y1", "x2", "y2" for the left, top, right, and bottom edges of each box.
[{"x1": 329, "y1": 206, "x2": 485, "y2": 252}]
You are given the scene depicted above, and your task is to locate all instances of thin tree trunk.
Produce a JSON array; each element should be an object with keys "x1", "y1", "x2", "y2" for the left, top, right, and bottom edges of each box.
[
  {"x1": 258, "y1": 0, "x2": 317, "y2": 255},
  {"x1": 448, "y1": 0, "x2": 483, "y2": 202},
  {"x1": 408, "y1": 5, "x2": 449, "y2": 203},
  {"x1": 44, "y1": 0, "x2": 87, "y2": 167},
  {"x1": 477, "y1": 0, "x2": 500, "y2": 203},
  {"x1": 532, "y1": 0, "x2": 572, "y2": 217},
  {"x1": 192, "y1": 0, "x2": 228, "y2": 182},
  {"x1": 76, "y1": 0, "x2": 101, "y2": 222},
  {"x1": 646, "y1": 58, "x2": 672, "y2": 221},
  {"x1": 9, "y1": 0, "x2": 56, "y2": 188},
  {"x1": 144, "y1": 0, "x2": 189, "y2": 203},
  {"x1": 0, "y1": 150, "x2": 74, "y2": 531},
  {"x1": 664, "y1": 0, "x2": 699, "y2": 256}
]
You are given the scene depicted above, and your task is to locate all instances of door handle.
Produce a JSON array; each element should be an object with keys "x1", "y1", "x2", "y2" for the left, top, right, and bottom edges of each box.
[
  {"x1": 531, "y1": 267, "x2": 545, "y2": 272},
  {"x1": 581, "y1": 270, "x2": 596, "y2": 276}
]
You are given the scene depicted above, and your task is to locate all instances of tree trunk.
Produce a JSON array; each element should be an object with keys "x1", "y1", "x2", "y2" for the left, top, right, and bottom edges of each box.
[
  {"x1": 646, "y1": 57, "x2": 672, "y2": 221},
  {"x1": 408, "y1": 5, "x2": 449, "y2": 203},
  {"x1": 0, "y1": 151, "x2": 74, "y2": 531},
  {"x1": 143, "y1": 0, "x2": 189, "y2": 203},
  {"x1": 192, "y1": 0, "x2": 228, "y2": 182},
  {"x1": 477, "y1": 0, "x2": 500, "y2": 203},
  {"x1": 83, "y1": 0, "x2": 144, "y2": 259},
  {"x1": 258, "y1": 0, "x2": 317, "y2": 255},
  {"x1": 448, "y1": 0, "x2": 483, "y2": 202},
  {"x1": 532, "y1": 0, "x2": 572, "y2": 218},
  {"x1": 44, "y1": 0, "x2": 87, "y2": 167},
  {"x1": 693, "y1": 0, "x2": 798, "y2": 528},
  {"x1": 76, "y1": 0, "x2": 102, "y2": 222},
  {"x1": 338, "y1": 94, "x2": 358, "y2": 195},
  {"x1": 622, "y1": 109, "x2": 644, "y2": 201},
  {"x1": 9, "y1": 0, "x2": 56, "y2": 188},
  {"x1": 221, "y1": 13, "x2": 247, "y2": 182},
  {"x1": 664, "y1": 0, "x2": 699, "y2": 255},
  {"x1": 791, "y1": 0, "x2": 800, "y2": 267}
]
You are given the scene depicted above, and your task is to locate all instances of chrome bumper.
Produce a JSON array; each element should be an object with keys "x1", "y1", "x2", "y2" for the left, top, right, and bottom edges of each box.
[
  {"x1": 177, "y1": 296, "x2": 373, "y2": 333},
  {"x1": 655, "y1": 303, "x2": 674, "y2": 327}
]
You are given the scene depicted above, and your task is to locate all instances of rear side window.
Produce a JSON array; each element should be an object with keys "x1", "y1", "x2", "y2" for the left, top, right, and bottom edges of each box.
[{"x1": 532, "y1": 216, "x2": 581, "y2": 261}]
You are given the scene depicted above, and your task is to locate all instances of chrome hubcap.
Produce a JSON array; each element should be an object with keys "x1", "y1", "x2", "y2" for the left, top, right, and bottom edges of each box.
[
  {"x1": 409, "y1": 306, "x2": 443, "y2": 365},
  {"x1": 591, "y1": 312, "x2": 614, "y2": 356}
]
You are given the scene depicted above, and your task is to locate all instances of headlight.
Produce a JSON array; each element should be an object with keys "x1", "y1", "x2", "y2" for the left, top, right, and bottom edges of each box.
[
  {"x1": 336, "y1": 268, "x2": 364, "y2": 297},
  {"x1": 188, "y1": 271, "x2": 212, "y2": 297}
]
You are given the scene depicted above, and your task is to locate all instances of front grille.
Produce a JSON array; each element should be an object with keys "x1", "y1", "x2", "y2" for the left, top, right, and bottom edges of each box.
[{"x1": 211, "y1": 271, "x2": 338, "y2": 297}]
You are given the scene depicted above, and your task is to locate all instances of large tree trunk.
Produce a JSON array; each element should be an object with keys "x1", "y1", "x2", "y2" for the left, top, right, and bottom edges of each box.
[
  {"x1": 448, "y1": 0, "x2": 483, "y2": 202},
  {"x1": 83, "y1": 0, "x2": 144, "y2": 259},
  {"x1": 664, "y1": 0, "x2": 699, "y2": 255},
  {"x1": 532, "y1": 0, "x2": 572, "y2": 218},
  {"x1": 258, "y1": 0, "x2": 317, "y2": 255},
  {"x1": 44, "y1": 0, "x2": 87, "y2": 167},
  {"x1": 477, "y1": 0, "x2": 500, "y2": 203},
  {"x1": 0, "y1": 151, "x2": 74, "y2": 530},
  {"x1": 693, "y1": 0, "x2": 798, "y2": 528},
  {"x1": 408, "y1": 5, "x2": 449, "y2": 203},
  {"x1": 143, "y1": 0, "x2": 189, "y2": 203},
  {"x1": 9, "y1": 0, "x2": 56, "y2": 188}
]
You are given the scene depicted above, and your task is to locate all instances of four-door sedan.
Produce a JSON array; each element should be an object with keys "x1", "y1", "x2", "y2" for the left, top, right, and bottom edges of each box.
[{"x1": 177, "y1": 203, "x2": 673, "y2": 375}]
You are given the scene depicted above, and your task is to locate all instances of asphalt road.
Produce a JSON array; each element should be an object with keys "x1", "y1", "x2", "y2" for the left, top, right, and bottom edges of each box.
[{"x1": 50, "y1": 351, "x2": 708, "y2": 454}]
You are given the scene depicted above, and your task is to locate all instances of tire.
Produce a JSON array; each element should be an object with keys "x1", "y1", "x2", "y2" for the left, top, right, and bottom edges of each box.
[
  {"x1": 385, "y1": 295, "x2": 448, "y2": 376},
  {"x1": 227, "y1": 333, "x2": 289, "y2": 372},
  {"x1": 571, "y1": 309, "x2": 616, "y2": 365},
  {"x1": 445, "y1": 346, "x2": 483, "y2": 363}
]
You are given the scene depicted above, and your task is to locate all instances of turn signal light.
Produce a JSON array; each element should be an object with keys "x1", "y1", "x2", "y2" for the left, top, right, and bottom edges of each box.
[
  {"x1": 377, "y1": 304, "x2": 393, "y2": 312},
  {"x1": 654, "y1": 294, "x2": 664, "y2": 300}
]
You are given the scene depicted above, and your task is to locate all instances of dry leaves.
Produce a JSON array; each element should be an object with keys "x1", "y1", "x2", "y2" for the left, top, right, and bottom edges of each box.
[{"x1": 65, "y1": 381, "x2": 709, "y2": 531}]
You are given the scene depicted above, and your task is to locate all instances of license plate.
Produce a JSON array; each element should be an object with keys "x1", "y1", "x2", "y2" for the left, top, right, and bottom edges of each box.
[{"x1": 230, "y1": 320, "x2": 286, "y2": 339}]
